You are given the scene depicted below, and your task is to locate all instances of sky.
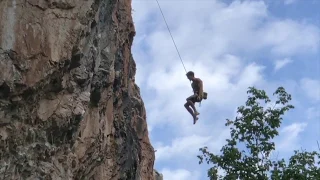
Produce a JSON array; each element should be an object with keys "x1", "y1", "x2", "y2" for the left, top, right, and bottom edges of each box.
[{"x1": 131, "y1": 0, "x2": 320, "y2": 179}]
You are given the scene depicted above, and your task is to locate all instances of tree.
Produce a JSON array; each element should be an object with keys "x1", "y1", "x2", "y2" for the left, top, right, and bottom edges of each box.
[{"x1": 197, "y1": 86, "x2": 320, "y2": 180}]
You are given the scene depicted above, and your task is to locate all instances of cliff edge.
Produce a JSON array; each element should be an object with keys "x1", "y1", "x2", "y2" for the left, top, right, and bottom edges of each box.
[{"x1": 0, "y1": 0, "x2": 155, "y2": 179}]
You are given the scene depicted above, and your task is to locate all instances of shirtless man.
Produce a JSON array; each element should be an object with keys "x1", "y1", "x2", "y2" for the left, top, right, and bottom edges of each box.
[{"x1": 184, "y1": 71, "x2": 203, "y2": 124}]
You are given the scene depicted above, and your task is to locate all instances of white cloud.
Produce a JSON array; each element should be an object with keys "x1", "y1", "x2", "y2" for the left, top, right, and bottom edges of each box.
[
  {"x1": 142, "y1": 55, "x2": 265, "y2": 132},
  {"x1": 133, "y1": 0, "x2": 320, "y2": 66},
  {"x1": 131, "y1": 0, "x2": 320, "y2": 178},
  {"x1": 132, "y1": 0, "x2": 320, "y2": 103},
  {"x1": 161, "y1": 168, "x2": 201, "y2": 180},
  {"x1": 276, "y1": 123, "x2": 308, "y2": 152},
  {"x1": 274, "y1": 58, "x2": 292, "y2": 71},
  {"x1": 155, "y1": 135, "x2": 211, "y2": 161},
  {"x1": 155, "y1": 130, "x2": 229, "y2": 162},
  {"x1": 261, "y1": 20, "x2": 320, "y2": 55},
  {"x1": 306, "y1": 107, "x2": 320, "y2": 120},
  {"x1": 300, "y1": 78, "x2": 320, "y2": 101},
  {"x1": 284, "y1": 0, "x2": 297, "y2": 5}
]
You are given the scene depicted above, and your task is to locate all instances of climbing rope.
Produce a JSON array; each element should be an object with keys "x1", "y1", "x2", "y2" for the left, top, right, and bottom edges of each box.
[
  {"x1": 155, "y1": 0, "x2": 205, "y2": 107},
  {"x1": 155, "y1": 0, "x2": 188, "y2": 74}
]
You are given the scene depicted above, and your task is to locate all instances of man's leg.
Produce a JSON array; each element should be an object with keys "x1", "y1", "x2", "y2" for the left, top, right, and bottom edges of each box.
[
  {"x1": 186, "y1": 95, "x2": 200, "y2": 115},
  {"x1": 187, "y1": 101, "x2": 199, "y2": 124},
  {"x1": 187, "y1": 100, "x2": 199, "y2": 116},
  {"x1": 185, "y1": 96, "x2": 200, "y2": 124},
  {"x1": 184, "y1": 102, "x2": 194, "y2": 117}
]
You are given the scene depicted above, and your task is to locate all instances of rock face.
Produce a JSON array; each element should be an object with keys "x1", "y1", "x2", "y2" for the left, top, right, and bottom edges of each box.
[
  {"x1": 153, "y1": 170, "x2": 164, "y2": 180},
  {"x1": 0, "y1": 0, "x2": 155, "y2": 179}
]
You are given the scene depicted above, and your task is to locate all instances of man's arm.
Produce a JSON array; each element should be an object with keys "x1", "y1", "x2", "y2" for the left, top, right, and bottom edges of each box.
[{"x1": 196, "y1": 78, "x2": 203, "y2": 97}]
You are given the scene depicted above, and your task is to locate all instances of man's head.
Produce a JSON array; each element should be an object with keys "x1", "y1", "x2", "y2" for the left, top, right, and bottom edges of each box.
[{"x1": 186, "y1": 71, "x2": 195, "y2": 80}]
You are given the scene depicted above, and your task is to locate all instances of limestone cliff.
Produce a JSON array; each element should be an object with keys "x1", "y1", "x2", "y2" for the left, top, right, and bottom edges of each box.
[{"x1": 0, "y1": 0, "x2": 155, "y2": 179}]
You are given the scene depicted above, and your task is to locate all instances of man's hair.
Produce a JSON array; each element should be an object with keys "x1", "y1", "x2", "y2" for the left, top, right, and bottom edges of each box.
[{"x1": 186, "y1": 71, "x2": 194, "y2": 77}]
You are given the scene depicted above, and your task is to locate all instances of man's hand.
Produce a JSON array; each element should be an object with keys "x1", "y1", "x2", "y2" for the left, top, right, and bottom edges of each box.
[
  {"x1": 199, "y1": 93, "x2": 203, "y2": 100},
  {"x1": 197, "y1": 92, "x2": 203, "y2": 101}
]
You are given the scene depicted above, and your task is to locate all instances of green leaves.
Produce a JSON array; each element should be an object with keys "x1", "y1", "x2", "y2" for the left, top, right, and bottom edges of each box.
[
  {"x1": 270, "y1": 150, "x2": 320, "y2": 180},
  {"x1": 197, "y1": 86, "x2": 319, "y2": 180}
]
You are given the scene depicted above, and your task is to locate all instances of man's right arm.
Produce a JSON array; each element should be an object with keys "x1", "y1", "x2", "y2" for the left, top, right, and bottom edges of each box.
[{"x1": 197, "y1": 78, "x2": 203, "y2": 98}]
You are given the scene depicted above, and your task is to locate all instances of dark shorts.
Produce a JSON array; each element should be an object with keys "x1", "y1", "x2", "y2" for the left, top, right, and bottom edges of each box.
[{"x1": 186, "y1": 94, "x2": 201, "y2": 103}]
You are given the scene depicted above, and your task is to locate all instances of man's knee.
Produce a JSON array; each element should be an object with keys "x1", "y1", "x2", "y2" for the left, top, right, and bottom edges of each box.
[
  {"x1": 187, "y1": 100, "x2": 194, "y2": 104},
  {"x1": 184, "y1": 100, "x2": 191, "y2": 108},
  {"x1": 186, "y1": 95, "x2": 194, "y2": 101}
]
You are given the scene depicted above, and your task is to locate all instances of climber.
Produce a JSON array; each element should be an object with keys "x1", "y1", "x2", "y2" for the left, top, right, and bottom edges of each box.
[{"x1": 184, "y1": 71, "x2": 203, "y2": 125}]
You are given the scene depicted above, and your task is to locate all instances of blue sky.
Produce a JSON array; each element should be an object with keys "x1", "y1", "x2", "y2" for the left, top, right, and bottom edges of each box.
[{"x1": 131, "y1": 0, "x2": 320, "y2": 179}]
